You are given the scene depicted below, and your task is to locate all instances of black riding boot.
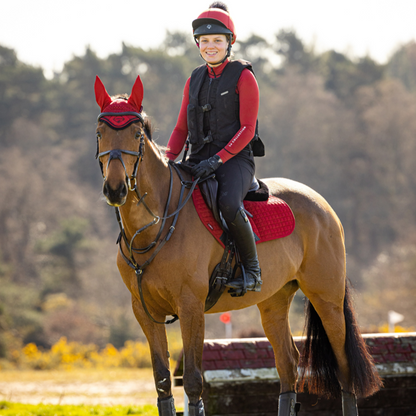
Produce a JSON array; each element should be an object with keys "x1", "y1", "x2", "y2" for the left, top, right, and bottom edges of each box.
[{"x1": 224, "y1": 207, "x2": 262, "y2": 292}]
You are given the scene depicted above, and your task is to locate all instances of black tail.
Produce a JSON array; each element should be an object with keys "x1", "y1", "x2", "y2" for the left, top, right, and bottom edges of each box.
[{"x1": 298, "y1": 280, "x2": 383, "y2": 398}]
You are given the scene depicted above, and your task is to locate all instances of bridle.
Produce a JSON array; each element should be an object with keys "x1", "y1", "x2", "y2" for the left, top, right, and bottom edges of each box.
[
  {"x1": 96, "y1": 111, "x2": 145, "y2": 192},
  {"x1": 96, "y1": 111, "x2": 199, "y2": 325}
]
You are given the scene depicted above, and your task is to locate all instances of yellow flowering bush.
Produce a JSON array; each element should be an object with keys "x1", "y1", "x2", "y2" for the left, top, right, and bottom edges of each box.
[{"x1": 9, "y1": 332, "x2": 183, "y2": 371}]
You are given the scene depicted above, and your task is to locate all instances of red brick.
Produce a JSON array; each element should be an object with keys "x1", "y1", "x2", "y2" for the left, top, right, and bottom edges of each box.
[
  {"x1": 239, "y1": 359, "x2": 264, "y2": 368},
  {"x1": 369, "y1": 345, "x2": 389, "y2": 354},
  {"x1": 372, "y1": 355, "x2": 385, "y2": 364},
  {"x1": 365, "y1": 338, "x2": 376, "y2": 346},
  {"x1": 204, "y1": 342, "x2": 223, "y2": 351},
  {"x1": 394, "y1": 353, "x2": 409, "y2": 362},
  {"x1": 408, "y1": 340, "x2": 416, "y2": 352},
  {"x1": 229, "y1": 341, "x2": 247, "y2": 350},
  {"x1": 216, "y1": 360, "x2": 242, "y2": 369},
  {"x1": 268, "y1": 349, "x2": 276, "y2": 359},
  {"x1": 388, "y1": 344, "x2": 412, "y2": 354},
  {"x1": 243, "y1": 348, "x2": 269, "y2": 359},
  {"x1": 256, "y1": 340, "x2": 272, "y2": 349},
  {"x1": 202, "y1": 361, "x2": 217, "y2": 371},
  {"x1": 220, "y1": 349, "x2": 245, "y2": 360},
  {"x1": 384, "y1": 353, "x2": 408, "y2": 363},
  {"x1": 202, "y1": 350, "x2": 221, "y2": 361},
  {"x1": 262, "y1": 358, "x2": 276, "y2": 368},
  {"x1": 375, "y1": 336, "x2": 395, "y2": 345}
]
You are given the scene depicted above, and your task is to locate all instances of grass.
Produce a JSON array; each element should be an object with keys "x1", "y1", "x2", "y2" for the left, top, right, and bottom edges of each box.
[
  {"x1": 0, "y1": 368, "x2": 154, "y2": 383},
  {"x1": 0, "y1": 401, "x2": 158, "y2": 415},
  {"x1": 0, "y1": 368, "x2": 184, "y2": 411}
]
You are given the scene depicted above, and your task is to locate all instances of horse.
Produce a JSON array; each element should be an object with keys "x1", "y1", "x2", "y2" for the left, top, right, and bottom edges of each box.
[{"x1": 93, "y1": 74, "x2": 382, "y2": 416}]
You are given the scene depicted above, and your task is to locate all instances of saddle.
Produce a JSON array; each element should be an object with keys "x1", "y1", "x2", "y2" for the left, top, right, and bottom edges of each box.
[
  {"x1": 176, "y1": 162, "x2": 295, "y2": 307},
  {"x1": 193, "y1": 175, "x2": 295, "y2": 249}
]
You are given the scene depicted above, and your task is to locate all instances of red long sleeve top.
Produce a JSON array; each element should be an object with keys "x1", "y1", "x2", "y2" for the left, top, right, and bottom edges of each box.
[{"x1": 166, "y1": 60, "x2": 259, "y2": 163}]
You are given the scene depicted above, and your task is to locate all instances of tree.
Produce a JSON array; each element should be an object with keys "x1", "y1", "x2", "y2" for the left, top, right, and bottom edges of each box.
[
  {"x1": 386, "y1": 41, "x2": 416, "y2": 93},
  {"x1": 274, "y1": 29, "x2": 314, "y2": 72},
  {"x1": 0, "y1": 46, "x2": 46, "y2": 146},
  {"x1": 317, "y1": 50, "x2": 384, "y2": 102}
]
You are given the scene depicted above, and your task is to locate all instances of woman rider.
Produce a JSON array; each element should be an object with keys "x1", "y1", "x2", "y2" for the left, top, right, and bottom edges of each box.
[{"x1": 166, "y1": 2, "x2": 262, "y2": 293}]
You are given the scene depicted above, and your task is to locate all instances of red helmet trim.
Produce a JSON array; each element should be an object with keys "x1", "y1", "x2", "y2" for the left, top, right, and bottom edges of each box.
[{"x1": 193, "y1": 8, "x2": 236, "y2": 44}]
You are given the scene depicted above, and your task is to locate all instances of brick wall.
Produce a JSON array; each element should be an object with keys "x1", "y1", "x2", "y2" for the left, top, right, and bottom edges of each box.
[{"x1": 174, "y1": 333, "x2": 416, "y2": 416}]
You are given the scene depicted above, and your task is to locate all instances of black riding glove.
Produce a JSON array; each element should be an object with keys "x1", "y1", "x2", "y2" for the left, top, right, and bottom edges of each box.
[{"x1": 191, "y1": 155, "x2": 223, "y2": 179}]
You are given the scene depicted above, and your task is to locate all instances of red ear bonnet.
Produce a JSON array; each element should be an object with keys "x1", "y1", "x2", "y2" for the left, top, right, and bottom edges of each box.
[
  {"x1": 94, "y1": 76, "x2": 112, "y2": 111},
  {"x1": 95, "y1": 75, "x2": 144, "y2": 129},
  {"x1": 127, "y1": 75, "x2": 144, "y2": 112}
]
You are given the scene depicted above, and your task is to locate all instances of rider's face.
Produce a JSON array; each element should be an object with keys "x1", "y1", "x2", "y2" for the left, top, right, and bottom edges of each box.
[{"x1": 198, "y1": 34, "x2": 228, "y2": 66}]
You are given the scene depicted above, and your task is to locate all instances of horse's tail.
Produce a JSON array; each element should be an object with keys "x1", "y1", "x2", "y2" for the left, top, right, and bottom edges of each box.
[{"x1": 298, "y1": 280, "x2": 383, "y2": 398}]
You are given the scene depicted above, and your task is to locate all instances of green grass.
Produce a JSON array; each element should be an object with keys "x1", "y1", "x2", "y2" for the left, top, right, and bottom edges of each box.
[{"x1": 0, "y1": 401, "x2": 158, "y2": 416}]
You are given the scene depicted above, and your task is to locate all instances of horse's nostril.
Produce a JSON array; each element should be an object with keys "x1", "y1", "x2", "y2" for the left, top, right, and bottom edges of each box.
[
  {"x1": 119, "y1": 182, "x2": 127, "y2": 198},
  {"x1": 103, "y1": 182, "x2": 110, "y2": 197},
  {"x1": 103, "y1": 181, "x2": 128, "y2": 204}
]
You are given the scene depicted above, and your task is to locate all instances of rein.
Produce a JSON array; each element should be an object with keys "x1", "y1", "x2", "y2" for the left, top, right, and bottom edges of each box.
[
  {"x1": 96, "y1": 113, "x2": 199, "y2": 325},
  {"x1": 117, "y1": 163, "x2": 199, "y2": 325}
]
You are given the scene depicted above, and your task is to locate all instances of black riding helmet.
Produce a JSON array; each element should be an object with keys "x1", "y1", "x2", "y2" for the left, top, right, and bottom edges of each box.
[{"x1": 192, "y1": 5, "x2": 236, "y2": 65}]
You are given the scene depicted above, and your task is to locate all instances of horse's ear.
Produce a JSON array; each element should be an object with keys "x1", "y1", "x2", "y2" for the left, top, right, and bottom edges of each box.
[
  {"x1": 128, "y1": 75, "x2": 144, "y2": 112},
  {"x1": 94, "y1": 76, "x2": 112, "y2": 111}
]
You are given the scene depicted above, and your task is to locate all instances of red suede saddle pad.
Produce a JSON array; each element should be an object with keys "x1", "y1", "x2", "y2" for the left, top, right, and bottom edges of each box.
[{"x1": 192, "y1": 185, "x2": 295, "y2": 248}]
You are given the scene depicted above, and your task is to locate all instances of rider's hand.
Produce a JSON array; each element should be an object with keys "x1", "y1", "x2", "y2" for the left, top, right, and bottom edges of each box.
[{"x1": 191, "y1": 155, "x2": 223, "y2": 179}]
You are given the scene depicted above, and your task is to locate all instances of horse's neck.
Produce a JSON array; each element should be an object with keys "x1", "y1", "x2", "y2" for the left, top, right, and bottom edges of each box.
[{"x1": 120, "y1": 139, "x2": 171, "y2": 243}]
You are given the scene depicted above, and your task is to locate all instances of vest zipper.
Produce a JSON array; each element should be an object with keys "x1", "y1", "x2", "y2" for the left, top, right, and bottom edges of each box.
[{"x1": 205, "y1": 77, "x2": 213, "y2": 142}]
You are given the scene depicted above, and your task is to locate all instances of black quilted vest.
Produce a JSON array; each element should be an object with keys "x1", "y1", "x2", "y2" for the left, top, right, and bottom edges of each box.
[{"x1": 187, "y1": 60, "x2": 254, "y2": 154}]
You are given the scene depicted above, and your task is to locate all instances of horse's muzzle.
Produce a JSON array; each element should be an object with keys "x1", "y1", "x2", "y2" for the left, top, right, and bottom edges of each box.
[{"x1": 103, "y1": 180, "x2": 128, "y2": 206}]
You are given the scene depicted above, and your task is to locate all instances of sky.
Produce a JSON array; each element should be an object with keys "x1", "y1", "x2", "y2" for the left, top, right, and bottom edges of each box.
[{"x1": 2, "y1": 0, "x2": 416, "y2": 78}]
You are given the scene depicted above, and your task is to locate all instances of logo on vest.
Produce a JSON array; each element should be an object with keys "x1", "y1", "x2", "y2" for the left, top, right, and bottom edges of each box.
[{"x1": 207, "y1": 24, "x2": 211, "y2": 29}]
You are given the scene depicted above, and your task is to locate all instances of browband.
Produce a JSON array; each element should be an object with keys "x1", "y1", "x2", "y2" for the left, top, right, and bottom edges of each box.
[{"x1": 97, "y1": 111, "x2": 144, "y2": 123}]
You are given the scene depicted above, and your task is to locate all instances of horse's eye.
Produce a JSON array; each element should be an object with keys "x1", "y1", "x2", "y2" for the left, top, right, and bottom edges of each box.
[
  {"x1": 96, "y1": 132, "x2": 101, "y2": 139},
  {"x1": 135, "y1": 131, "x2": 142, "y2": 139}
]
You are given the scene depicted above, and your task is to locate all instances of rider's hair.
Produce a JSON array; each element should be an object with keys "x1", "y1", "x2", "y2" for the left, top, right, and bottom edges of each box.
[{"x1": 208, "y1": 2, "x2": 229, "y2": 12}]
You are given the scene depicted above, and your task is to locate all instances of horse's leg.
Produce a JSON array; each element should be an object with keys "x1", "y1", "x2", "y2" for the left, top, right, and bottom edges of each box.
[
  {"x1": 257, "y1": 280, "x2": 301, "y2": 416},
  {"x1": 177, "y1": 290, "x2": 206, "y2": 416},
  {"x1": 306, "y1": 291, "x2": 350, "y2": 388},
  {"x1": 131, "y1": 296, "x2": 176, "y2": 416},
  {"x1": 303, "y1": 292, "x2": 360, "y2": 416}
]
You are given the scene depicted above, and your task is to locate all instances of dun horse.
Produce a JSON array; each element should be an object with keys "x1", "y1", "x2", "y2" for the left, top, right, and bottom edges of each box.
[{"x1": 94, "y1": 75, "x2": 382, "y2": 416}]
